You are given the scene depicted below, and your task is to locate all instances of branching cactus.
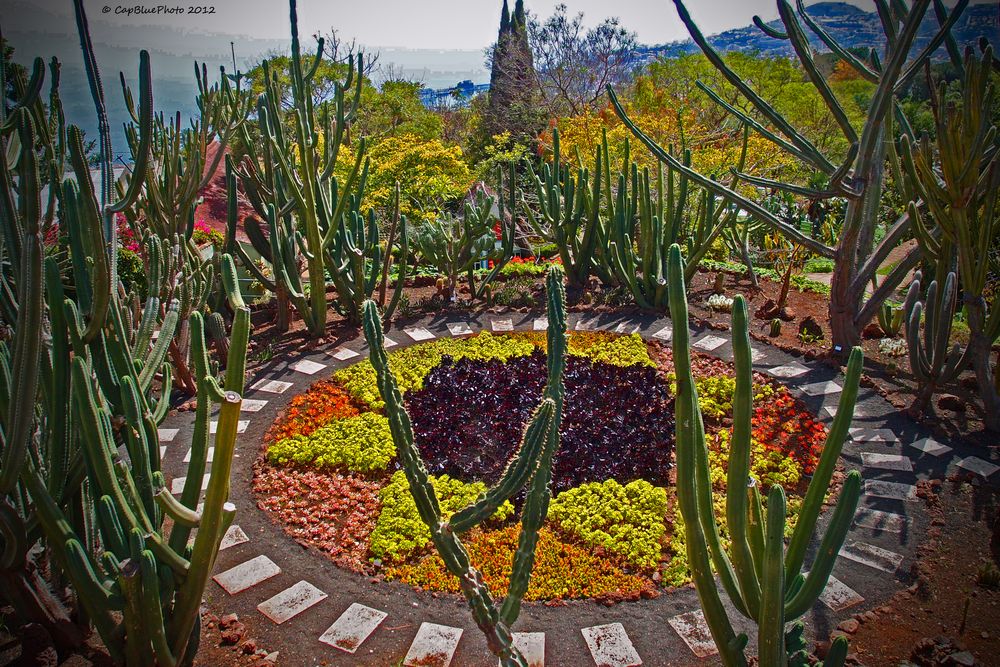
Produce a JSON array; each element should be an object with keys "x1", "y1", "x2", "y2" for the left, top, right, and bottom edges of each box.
[
  {"x1": 411, "y1": 191, "x2": 514, "y2": 302},
  {"x1": 902, "y1": 271, "x2": 970, "y2": 412},
  {"x1": 525, "y1": 128, "x2": 611, "y2": 287},
  {"x1": 610, "y1": 0, "x2": 973, "y2": 349},
  {"x1": 666, "y1": 243, "x2": 862, "y2": 666},
  {"x1": 362, "y1": 267, "x2": 567, "y2": 667},
  {"x1": 901, "y1": 46, "x2": 999, "y2": 429},
  {"x1": 233, "y1": 0, "x2": 395, "y2": 332}
]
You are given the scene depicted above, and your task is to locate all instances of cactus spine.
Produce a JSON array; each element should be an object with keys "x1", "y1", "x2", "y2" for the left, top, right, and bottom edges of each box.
[
  {"x1": 362, "y1": 267, "x2": 567, "y2": 666},
  {"x1": 666, "y1": 243, "x2": 861, "y2": 666}
]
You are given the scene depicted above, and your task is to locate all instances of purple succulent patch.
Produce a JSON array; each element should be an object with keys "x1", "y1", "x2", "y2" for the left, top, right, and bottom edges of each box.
[{"x1": 404, "y1": 350, "x2": 675, "y2": 493}]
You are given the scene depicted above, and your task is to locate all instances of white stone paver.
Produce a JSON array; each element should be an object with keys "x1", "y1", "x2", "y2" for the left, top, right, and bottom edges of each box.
[
  {"x1": 213, "y1": 555, "x2": 281, "y2": 594},
  {"x1": 446, "y1": 322, "x2": 474, "y2": 336},
  {"x1": 575, "y1": 318, "x2": 598, "y2": 331},
  {"x1": 693, "y1": 334, "x2": 727, "y2": 351},
  {"x1": 170, "y1": 473, "x2": 210, "y2": 495},
  {"x1": 319, "y1": 603, "x2": 388, "y2": 654},
  {"x1": 957, "y1": 456, "x2": 999, "y2": 479},
  {"x1": 854, "y1": 508, "x2": 909, "y2": 534},
  {"x1": 613, "y1": 321, "x2": 640, "y2": 335},
  {"x1": 864, "y1": 479, "x2": 917, "y2": 502},
  {"x1": 329, "y1": 347, "x2": 360, "y2": 361},
  {"x1": 183, "y1": 447, "x2": 214, "y2": 463},
  {"x1": 210, "y1": 420, "x2": 249, "y2": 434},
  {"x1": 490, "y1": 318, "x2": 514, "y2": 333},
  {"x1": 403, "y1": 623, "x2": 463, "y2": 667},
  {"x1": 240, "y1": 398, "x2": 269, "y2": 412},
  {"x1": 823, "y1": 405, "x2": 867, "y2": 419},
  {"x1": 219, "y1": 525, "x2": 250, "y2": 551},
  {"x1": 159, "y1": 446, "x2": 167, "y2": 459},
  {"x1": 404, "y1": 327, "x2": 435, "y2": 341},
  {"x1": 839, "y1": 541, "x2": 904, "y2": 573},
  {"x1": 850, "y1": 428, "x2": 899, "y2": 444},
  {"x1": 909, "y1": 437, "x2": 951, "y2": 457},
  {"x1": 861, "y1": 452, "x2": 914, "y2": 472},
  {"x1": 292, "y1": 359, "x2": 327, "y2": 375},
  {"x1": 581, "y1": 622, "x2": 643, "y2": 666},
  {"x1": 651, "y1": 325, "x2": 672, "y2": 342},
  {"x1": 533, "y1": 317, "x2": 548, "y2": 331},
  {"x1": 511, "y1": 632, "x2": 545, "y2": 667},
  {"x1": 818, "y1": 574, "x2": 865, "y2": 611},
  {"x1": 251, "y1": 378, "x2": 293, "y2": 394},
  {"x1": 668, "y1": 610, "x2": 717, "y2": 658},
  {"x1": 766, "y1": 363, "x2": 809, "y2": 379},
  {"x1": 383, "y1": 336, "x2": 398, "y2": 348},
  {"x1": 258, "y1": 580, "x2": 328, "y2": 624},
  {"x1": 750, "y1": 347, "x2": 766, "y2": 362},
  {"x1": 158, "y1": 428, "x2": 179, "y2": 442},
  {"x1": 801, "y1": 380, "x2": 843, "y2": 396}
]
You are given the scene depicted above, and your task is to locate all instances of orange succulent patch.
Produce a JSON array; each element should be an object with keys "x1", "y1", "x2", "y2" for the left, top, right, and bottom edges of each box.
[
  {"x1": 386, "y1": 525, "x2": 657, "y2": 602},
  {"x1": 265, "y1": 380, "x2": 361, "y2": 443}
]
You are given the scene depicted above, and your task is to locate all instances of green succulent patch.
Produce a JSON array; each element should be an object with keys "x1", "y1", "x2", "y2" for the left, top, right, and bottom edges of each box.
[
  {"x1": 369, "y1": 470, "x2": 514, "y2": 563},
  {"x1": 265, "y1": 412, "x2": 395, "y2": 473},
  {"x1": 549, "y1": 479, "x2": 668, "y2": 570}
]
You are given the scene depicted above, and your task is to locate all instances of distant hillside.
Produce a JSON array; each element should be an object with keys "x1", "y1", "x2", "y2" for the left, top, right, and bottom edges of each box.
[{"x1": 637, "y1": 2, "x2": 998, "y2": 63}]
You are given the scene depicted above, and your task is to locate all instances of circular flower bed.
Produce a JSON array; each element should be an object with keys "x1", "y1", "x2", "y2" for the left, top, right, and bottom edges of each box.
[{"x1": 253, "y1": 331, "x2": 828, "y2": 603}]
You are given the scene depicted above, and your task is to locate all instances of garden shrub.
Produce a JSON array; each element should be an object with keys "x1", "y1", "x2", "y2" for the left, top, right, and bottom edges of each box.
[
  {"x1": 548, "y1": 479, "x2": 668, "y2": 570},
  {"x1": 266, "y1": 412, "x2": 395, "y2": 473},
  {"x1": 369, "y1": 471, "x2": 514, "y2": 563}
]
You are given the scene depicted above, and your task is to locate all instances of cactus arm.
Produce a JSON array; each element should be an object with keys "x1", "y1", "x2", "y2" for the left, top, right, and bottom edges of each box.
[
  {"x1": 727, "y1": 296, "x2": 762, "y2": 617},
  {"x1": 668, "y1": 243, "x2": 748, "y2": 666},
  {"x1": 137, "y1": 307, "x2": 178, "y2": 391},
  {"x1": 894, "y1": 0, "x2": 969, "y2": 91},
  {"x1": 107, "y1": 50, "x2": 151, "y2": 214},
  {"x1": 784, "y1": 346, "x2": 862, "y2": 580},
  {"x1": 139, "y1": 551, "x2": 177, "y2": 667},
  {"x1": 382, "y1": 216, "x2": 408, "y2": 322},
  {"x1": 784, "y1": 471, "x2": 861, "y2": 618},
  {"x1": 170, "y1": 390, "x2": 240, "y2": 657},
  {"x1": 0, "y1": 180, "x2": 43, "y2": 495},
  {"x1": 154, "y1": 485, "x2": 202, "y2": 529},
  {"x1": 758, "y1": 486, "x2": 787, "y2": 665},
  {"x1": 793, "y1": 0, "x2": 878, "y2": 82},
  {"x1": 449, "y1": 401, "x2": 554, "y2": 533}
]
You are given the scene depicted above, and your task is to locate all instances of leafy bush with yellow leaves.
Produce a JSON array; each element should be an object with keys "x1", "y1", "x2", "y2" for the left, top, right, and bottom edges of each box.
[
  {"x1": 265, "y1": 412, "x2": 394, "y2": 474},
  {"x1": 548, "y1": 479, "x2": 668, "y2": 570}
]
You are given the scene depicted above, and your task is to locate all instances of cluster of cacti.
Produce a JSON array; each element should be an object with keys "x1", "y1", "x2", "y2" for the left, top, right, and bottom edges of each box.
[
  {"x1": 527, "y1": 126, "x2": 744, "y2": 309},
  {"x1": 609, "y1": 0, "x2": 974, "y2": 349},
  {"x1": 900, "y1": 46, "x2": 1000, "y2": 428},
  {"x1": 525, "y1": 128, "x2": 610, "y2": 288},
  {"x1": 411, "y1": 171, "x2": 514, "y2": 302},
  {"x1": 605, "y1": 129, "x2": 747, "y2": 309},
  {"x1": 666, "y1": 243, "x2": 862, "y2": 666},
  {"x1": 0, "y1": 2, "x2": 251, "y2": 662},
  {"x1": 361, "y1": 267, "x2": 567, "y2": 666},
  {"x1": 877, "y1": 301, "x2": 904, "y2": 337},
  {"x1": 231, "y1": 0, "x2": 401, "y2": 332}
]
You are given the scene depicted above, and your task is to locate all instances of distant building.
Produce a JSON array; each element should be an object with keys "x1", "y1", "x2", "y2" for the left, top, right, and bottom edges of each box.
[{"x1": 418, "y1": 80, "x2": 490, "y2": 109}]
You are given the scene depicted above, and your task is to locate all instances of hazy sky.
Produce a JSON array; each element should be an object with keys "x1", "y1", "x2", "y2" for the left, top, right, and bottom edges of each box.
[{"x1": 26, "y1": 0, "x2": 900, "y2": 50}]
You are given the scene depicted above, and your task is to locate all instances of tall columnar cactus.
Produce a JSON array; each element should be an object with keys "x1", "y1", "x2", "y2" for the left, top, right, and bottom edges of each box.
[
  {"x1": 610, "y1": 0, "x2": 972, "y2": 350},
  {"x1": 901, "y1": 46, "x2": 999, "y2": 429},
  {"x1": 666, "y1": 243, "x2": 862, "y2": 666},
  {"x1": 902, "y1": 271, "x2": 970, "y2": 412},
  {"x1": 233, "y1": 0, "x2": 392, "y2": 332},
  {"x1": 362, "y1": 267, "x2": 567, "y2": 667},
  {"x1": 525, "y1": 128, "x2": 611, "y2": 287},
  {"x1": 411, "y1": 191, "x2": 514, "y2": 302}
]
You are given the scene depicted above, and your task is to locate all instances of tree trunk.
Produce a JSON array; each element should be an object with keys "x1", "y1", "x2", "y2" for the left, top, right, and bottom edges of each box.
[{"x1": 829, "y1": 248, "x2": 862, "y2": 352}]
